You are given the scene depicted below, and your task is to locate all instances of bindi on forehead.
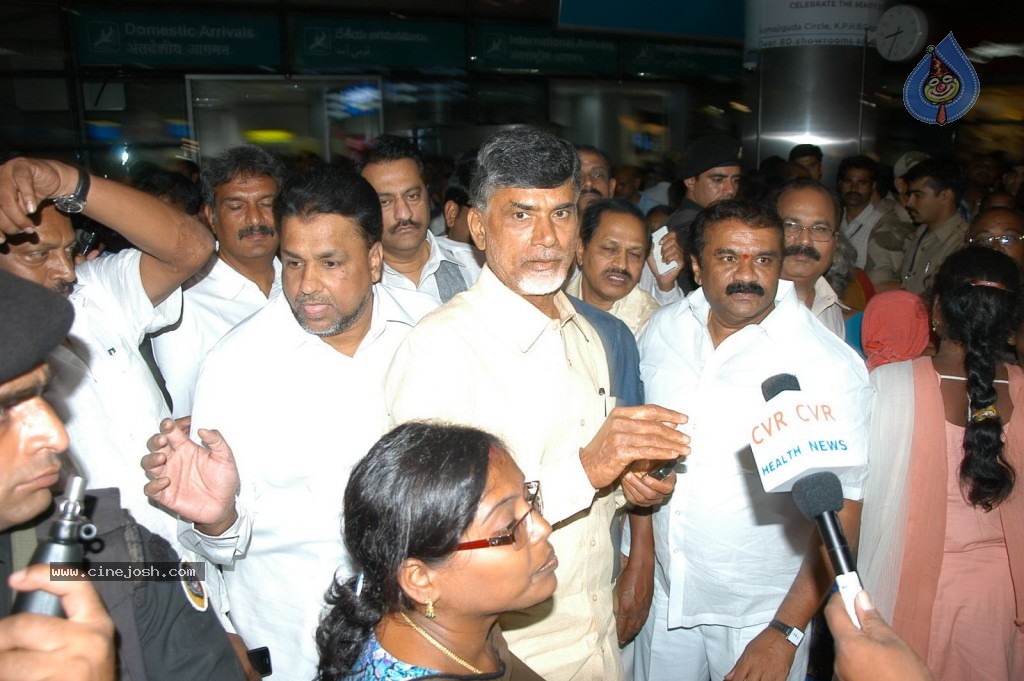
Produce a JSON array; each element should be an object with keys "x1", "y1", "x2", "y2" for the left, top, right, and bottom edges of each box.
[{"x1": 741, "y1": 253, "x2": 750, "y2": 260}]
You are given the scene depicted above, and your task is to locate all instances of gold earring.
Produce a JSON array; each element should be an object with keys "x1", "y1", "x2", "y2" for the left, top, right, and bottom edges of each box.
[{"x1": 425, "y1": 599, "x2": 436, "y2": 619}]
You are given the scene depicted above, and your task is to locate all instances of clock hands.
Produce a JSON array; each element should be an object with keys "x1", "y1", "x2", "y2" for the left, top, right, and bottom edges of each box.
[{"x1": 886, "y1": 27, "x2": 904, "y2": 58}]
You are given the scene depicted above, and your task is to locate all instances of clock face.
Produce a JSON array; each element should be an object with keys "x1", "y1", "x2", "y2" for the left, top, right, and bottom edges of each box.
[{"x1": 875, "y1": 5, "x2": 928, "y2": 62}]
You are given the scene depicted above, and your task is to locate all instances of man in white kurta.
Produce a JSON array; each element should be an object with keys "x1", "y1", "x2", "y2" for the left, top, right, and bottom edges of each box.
[
  {"x1": 635, "y1": 199, "x2": 871, "y2": 681},
  {"x1": 152, "y1": 145, "x2": 285, "y2": 418},
  {"x1": 385, "y1": 127, "x2": 688, "y2": 681},
  {"x1": 141, "y1": 167, "x2": 437, "y2": 681},
  {"x1": 182, "y1": 284, "x2": 434, "y2": 680}
]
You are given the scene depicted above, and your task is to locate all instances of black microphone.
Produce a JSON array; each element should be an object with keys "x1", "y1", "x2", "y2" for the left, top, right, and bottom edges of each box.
[
  {"x1": 792, "y1": 470, "x2": 862, "y2": 627},
  {"x1": 761, "y1": 373, "x2": 801, "y2": 402}
]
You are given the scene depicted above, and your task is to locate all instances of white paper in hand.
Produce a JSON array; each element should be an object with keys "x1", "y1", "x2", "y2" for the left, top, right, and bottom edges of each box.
[{"x1": 651, "y1": 225, "x2": 679, "y2": 276}]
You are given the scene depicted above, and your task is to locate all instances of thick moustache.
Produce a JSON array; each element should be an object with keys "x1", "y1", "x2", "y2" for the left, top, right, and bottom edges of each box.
[{"x1": 725, "y1": 282, "x2": 765, "y2": 296}]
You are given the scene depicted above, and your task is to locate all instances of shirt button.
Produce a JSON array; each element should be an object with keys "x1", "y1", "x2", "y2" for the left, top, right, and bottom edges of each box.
[
  {"x1": 590, "y1": 539, "x2": 596, "y2": 548},
  {"x1": 591, "y1": 594, "x2": 598, "y2": 602},
  {"x1": 580, "y1": 419, "x2": 585, "y2": 427}
]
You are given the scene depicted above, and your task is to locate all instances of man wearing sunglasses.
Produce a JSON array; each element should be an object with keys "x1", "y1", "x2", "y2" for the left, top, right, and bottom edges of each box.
[{"x1": 775, "y1": 179, "x2": 847, "y2": 339}]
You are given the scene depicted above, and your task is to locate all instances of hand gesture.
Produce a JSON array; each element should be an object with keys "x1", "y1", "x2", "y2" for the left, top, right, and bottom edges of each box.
[
  {"x1": 0, "y1": 158, "x2": 76, "y2": 241},
  {"x1": 581, "y1": 404, "x2": 689, "y2": 496},
  {"x1": 0, "y1": 564, "x2": 115, "y2": 680},
  {"x1": 141, "y1": 418, "x2": 239, "y2": 532},
  {"x1": 649, "y1": 229, "x2": 684, "y2": 292}
]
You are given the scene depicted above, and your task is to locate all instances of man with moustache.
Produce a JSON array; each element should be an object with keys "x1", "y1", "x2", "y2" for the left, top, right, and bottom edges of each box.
[
  {"x1": 0, "y1": 155, "x2": 212, "y2": 561},
  {"x1": 566, "y1": 198, "x2": 660, "y2": 338},
  {"x1": 140, "y1": 166, "x2": 438, "y2": 681},
  {"x1": 435, "y1": 149, "x2": 485, "y2": 280},
  {"x1": 967, "y1": 206, "x2": 1024, "y2": 270},
  {"x1": 386, "y1": 127, "x2": 689, "y2": 681},
  {"x1": 788, "y1": 145, "x2": 823, "y2": 183},
  {"x1": 360, "y1": 135, "x2": 475, "y2": 304},
  {"x1": 152, "y1": 146, "x2": 285, "y2": 420},
  {"x1": 775, "y1": 178, "x2": 846, "y2": 338},
  {"x1": 635, "y1": 199, "x2": 871, "y2": 681},
  {"x1": 837, "y1": 155, "x2": 904, "y2": 276}
]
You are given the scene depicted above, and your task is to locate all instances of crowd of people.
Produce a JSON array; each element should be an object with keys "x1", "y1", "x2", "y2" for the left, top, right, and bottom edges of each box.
[{"x1": 1, "y1": 126, "x2": 1022, "y2": 681}]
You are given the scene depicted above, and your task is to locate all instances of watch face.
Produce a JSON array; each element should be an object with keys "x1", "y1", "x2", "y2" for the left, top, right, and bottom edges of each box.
[
  {"x1": 54, "y1": 196, "x2": 86, "y2": 214},
  {"x1": 876, "y1": 5, "x2": 928, "y2": 62}
]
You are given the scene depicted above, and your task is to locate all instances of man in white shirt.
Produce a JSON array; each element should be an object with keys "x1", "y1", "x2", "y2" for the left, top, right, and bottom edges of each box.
[
  {"x1": 0, "y1": 155, "x2": 212, "y2": 551},
  {"x1": 360, "y1": 135, "x2": 475, "y2": 303},
  {"x1": 385, "y1": 127, "x2": 689, "y2": 681},
  {"x1": 775, "y1": 178, "x2": 847, "y2": 339},
  {"x1": 635, "y1": 199, "x2": 871, "y2": 681},
  {"x1": 140, "y1": 166, "x2": 437, "y2": 681},
  {"x1": 152, "y1": 145, "x2": 285, "y2": 420},
  {"x1": 837, "y1": 155, "x2": 909, "y2": 282},
  {"x1": 565, "y1": 198, "x2": 660, "y2": 338}
]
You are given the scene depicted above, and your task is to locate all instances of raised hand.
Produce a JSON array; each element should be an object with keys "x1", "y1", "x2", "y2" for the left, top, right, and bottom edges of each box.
[{"x1": 141, "y1": 418, "x2": 239, "y2": 533}]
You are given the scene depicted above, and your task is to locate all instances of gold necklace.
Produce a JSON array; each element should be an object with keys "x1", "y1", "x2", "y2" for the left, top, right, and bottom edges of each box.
[{"x1": 398, "y1": 611, "x2": 483, "y2": 674}]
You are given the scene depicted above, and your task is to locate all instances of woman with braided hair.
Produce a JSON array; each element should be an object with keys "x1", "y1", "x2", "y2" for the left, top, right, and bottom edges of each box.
[
  {"x1": 315, "y1": 422, "x2": 554, "y2": 680},
  {"x1": 859, "y1": 246, "x2": 1024, "y2": 681}
]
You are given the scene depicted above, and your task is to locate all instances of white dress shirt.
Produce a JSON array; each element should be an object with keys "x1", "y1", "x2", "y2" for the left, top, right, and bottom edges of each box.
[
  {"x1": 638, "y1": 280, "x2": 871, "y2": 630},
  {"x1": 47, "y1": 249, "x2": 182, "y2": 541},
  {"x1": 809, "y1": 277, "x2": 847, "y2": 340},
  {"x1": 151, "y1": 255, "x2": 282, "y2": 418},
  {"x1": 385, "y1": 266, "x2": 623, "y2": 681},
  {"x1": 380, "y1": 230, "x2": 475, "y2": 304},
  {"x1": 181, "y1": 285, "x2": 437, "y2": 681},
  {"x1": 435, "y1": 233, "x2": 484, "y2": 283}
]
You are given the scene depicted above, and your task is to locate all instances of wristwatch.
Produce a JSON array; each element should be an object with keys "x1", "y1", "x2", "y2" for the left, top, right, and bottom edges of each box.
[
  {"x1": 53, "y1": 167, "x2": 91, "y2": 214},
  {"x1": 768, "y1": 618, "x2": 805, "y2": 647}
]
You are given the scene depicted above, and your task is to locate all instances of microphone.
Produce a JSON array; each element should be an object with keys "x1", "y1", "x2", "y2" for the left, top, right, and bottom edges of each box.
[
  {"x1": 792, "y1": 471, "x2": 862, "y2": 627},
  {"x1": 761, "y1": 373, "x2": 801, "y2": 402}
]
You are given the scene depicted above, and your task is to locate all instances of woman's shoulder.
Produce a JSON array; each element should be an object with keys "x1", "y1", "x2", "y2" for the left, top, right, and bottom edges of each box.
[{"x1": 344, "y1": 634, "x2": 440, "y2": 681}]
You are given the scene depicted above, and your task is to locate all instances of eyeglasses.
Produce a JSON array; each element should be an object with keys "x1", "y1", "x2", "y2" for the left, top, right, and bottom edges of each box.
[
  {"x1": 782, "y1": 220, "x2": 835, "y2": 242},
  {"x1": 455, "y1": 481, "x2": 542, "y2": 552},
  {"x1": 967, "y1": 234, "x2": 1024, "y2": 248}
]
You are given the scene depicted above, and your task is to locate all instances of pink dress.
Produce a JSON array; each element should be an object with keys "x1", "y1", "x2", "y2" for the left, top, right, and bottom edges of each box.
[{"x1": 925, "y1": 420, "x2": 1024, "y2": 681}]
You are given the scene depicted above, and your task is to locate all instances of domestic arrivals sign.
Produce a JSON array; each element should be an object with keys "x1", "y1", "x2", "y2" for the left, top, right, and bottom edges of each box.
[{"x1": 73, "y1": 11, "x2": 281, "y2": 68}]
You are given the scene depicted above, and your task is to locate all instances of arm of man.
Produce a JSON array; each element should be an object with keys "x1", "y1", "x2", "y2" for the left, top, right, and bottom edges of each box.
[
  {"x1": 865, "y1": 215, "x2": 914, "y2": 287},
  {"x1": 385, "y1": 330, "x2": 688, "y2": 524},
  {"x1": 726, "y1": 500, "x2": 862, "y2": 681},
  {"x1": 614, "y1": 510, "x2": 656, "y2": 646},
  {"x1": 0, "y1": 564, "x2": 115, "y2": 681},
  {"x1": 0, "y1": 158, "x2": 213, "y2": 305}
]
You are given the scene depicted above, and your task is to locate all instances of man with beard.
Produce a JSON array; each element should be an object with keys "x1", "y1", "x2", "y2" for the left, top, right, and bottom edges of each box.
[
  {"x1": 635, "y1": 199, "x2": 871, "y2": 681},
  {"x1": 140, "y1": 166, "x2": 437, "y2": 681},
  {"x1": 566, "y1": 198, "x2": 660, "y2": 338},
  {"x1": 775, "y1": 179, "x2": 846, "y2": 339},
  {"x1": 385, "y1": 127, "x2": 689, "y2": 681},
  {"x1": 360, "y1": 135, "x2": 475, "y2": 304},
  {"x1": 152, "y1": 146, "x2": 285, "y2": 421}
]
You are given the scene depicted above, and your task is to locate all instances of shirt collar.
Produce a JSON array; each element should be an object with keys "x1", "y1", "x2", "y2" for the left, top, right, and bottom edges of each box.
[
  {"x1": 688, "y1": 278, "x2": 800, "y2": 338},
  {"x1": 475, "y1": 266, "x2": 590, "y2": 352}
]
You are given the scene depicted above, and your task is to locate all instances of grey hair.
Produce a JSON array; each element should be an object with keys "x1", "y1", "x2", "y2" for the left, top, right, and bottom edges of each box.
[
  {"x1": 825, "y1": 230, "x2": 857, "y2": 296},
  {"x1": 471, "y1": 127, "x2": 581, "y2": 210}
]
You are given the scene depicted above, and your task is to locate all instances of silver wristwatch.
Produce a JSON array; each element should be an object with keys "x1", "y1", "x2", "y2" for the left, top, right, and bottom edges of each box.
[
  {"x1": 53, "y1": 167, "x2": 91, "y2": 214},
  {"x1": 768, "y1": 618, "x2": 805, "y2": 647}
]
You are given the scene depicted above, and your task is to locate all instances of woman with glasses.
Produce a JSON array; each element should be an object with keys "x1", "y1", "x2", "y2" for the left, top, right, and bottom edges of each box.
[
  {"x1": 316, "y1": 422, "x2": 555, "y2": 681},
  {"x1": 859, "y1": 247, "x2": 1024, "y2": 681}
]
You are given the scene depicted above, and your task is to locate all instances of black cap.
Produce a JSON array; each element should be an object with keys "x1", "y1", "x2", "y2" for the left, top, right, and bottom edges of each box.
[
  {"x1": 679, "y1": 135, "x2": 742, "y2": 180},
  {"x1": 0, "y1": 270, "x2": 74, "y2": 384},
  {"x1": 789, "y1": 144, "x2": 823, "y2": 162}
]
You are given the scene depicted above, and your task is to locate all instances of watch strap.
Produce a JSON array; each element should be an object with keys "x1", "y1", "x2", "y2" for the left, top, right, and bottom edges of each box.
[{"x1": 768, "y1": 618, "x2": 805, "y2": 647}]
